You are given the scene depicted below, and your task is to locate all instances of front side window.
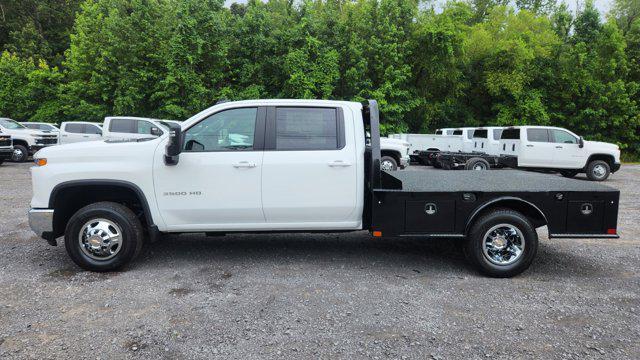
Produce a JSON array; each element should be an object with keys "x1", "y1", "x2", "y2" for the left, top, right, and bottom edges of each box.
[
  {"x1": 435, "y1": 129, "x2": 442, "y2": 135},
  {"x1": 526, "y1": 128, "x2": 549, "y2": 142},
  {"x1": 275, "y1": 107, "x2": 339, "y2": 150},
  {"x1": 501, "y1": 128, "x2": 520, "y2": 139},
  {"x1": 23, "y1": 123, "x2": 38, "y2": 129},
  {"x1": 473, "y1": 129, "x2": 488, "y2": 138},
  {"x1": 184, "y1": 108, "x2": 257, "y2": 151},
  {"x1": 452, "y1": 129, "x2": 463, "y2": 136},
  {"x1": 551, "y1": 129, "x2": 577, "y2": 144},
  {"x1": 0, "y1": 119, "x2": 25, "y2": 129},
  {"x1": 65, "y1": 123, "x2": 84, "y2": 133},
  {"x1": 137, "y1": 120, "x2": 155, "y2": 134},
  {"x1": 85, "y1": 124, "x2": 102, "y2": 134}
]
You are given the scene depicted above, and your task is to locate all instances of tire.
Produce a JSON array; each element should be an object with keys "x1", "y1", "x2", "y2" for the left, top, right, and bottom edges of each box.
[
  {"x1": 586, "y1": 160, "x2": 610, "y2": 181},
  {"x1": 11, "y1": 145, "x2": 28, "y2": 162},
  {"x1": 442, "y1": 162, "x2": 451, "y2": 170},
  {"x1": 433, "y1": 161, "x2": 442, "y2": 169},
  {"x1": 560, "y1": 170, "x2": 578, "y2": 178},
  {"x1": 0, "y1": 159, "x2": 4, "y2": 165},
  {"x1": 380, "y1": 156, "x2": 398, "y2": 171},
  {"x1": 64, "y1": 202, "x2": 144, "y2": 272},
  {"x1": 465, "y1": 157, "x2": 491, "y2": 171},
  {"x1": 464, "y1": 208, "x2": 538, "y2": 278}
]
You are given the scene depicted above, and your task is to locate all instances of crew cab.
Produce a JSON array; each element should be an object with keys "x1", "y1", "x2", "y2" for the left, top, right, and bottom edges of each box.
[
  {"x1": 21, "y1": 122, "x2": 60, "y2": 133},
  {"x1": 58, "y1": 122, "x2": 103, "y2": 144},
  {"x1": 0, "y1": 133, "x2": 13, "y2": 165},
  {"x1": 499, "y1": 126, "x2": 621, "y2": 181},
  {"x1": 102, "y1": 116, "x2": 168, "y2": 141},
  {"x1": 0, "y1": 118, "x2": 58, "y2": 162},
  {"x1": 28, "y1": 100, "x2": 620, "y2": 277}
]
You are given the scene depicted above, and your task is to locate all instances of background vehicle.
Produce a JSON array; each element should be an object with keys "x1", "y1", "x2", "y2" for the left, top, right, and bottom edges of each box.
[
  {"x1": 499, "y1": 126, "x2": 621, "y2": 181},
  {"x1": 58, "y1": 122, "x2": 103, "y2": 144},
  {"x1": 21, "y1": 122, "x2": 60, "y2": 133},
  {"x1": 432, "y1": 127, "x2": 505, "y2": 170},
  {"x1": 390, "y1": 132, "x2": 463, "y2": 165},
  {"x1": 0, "y1": 133, "x2": 13, "y2": 165},
  {"x1": 29, "y1": 100, "x2": 620, "y2": 278},
  {"x1": 379, "y1": 137, "x2": 410, "y2": 170},
  {"x1": 102, "y1": 116, "x2": 168, "y2": 141},
  {"x1": 471, "y1": 127, "x2": 504, "y2": 156},
  {"x1": 0, "y1": 118, "x2": 58, "y2": 162}
]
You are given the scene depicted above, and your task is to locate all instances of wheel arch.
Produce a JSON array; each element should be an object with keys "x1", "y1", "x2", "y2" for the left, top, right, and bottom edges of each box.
[
  {"x1": 585, "y1": 153, "x2": 614, "y2": 168},
  {"x1": 11, "y1": 139, "x2": 28, "y2": 147},
  {"x1": 465, "y1": 197, "x2": 548, "y2": 234},
  {"x1": 381, "y1": 149, "x2": 401, "y2": 163}
]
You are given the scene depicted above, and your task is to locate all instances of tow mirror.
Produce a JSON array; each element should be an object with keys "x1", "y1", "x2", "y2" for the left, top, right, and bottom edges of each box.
[
  {"x1": 578, "y1": 136, "x2": 584, "y2": 148},
  {"x1": 164, "y1": 123, "x2": 183, "y2": 166}
]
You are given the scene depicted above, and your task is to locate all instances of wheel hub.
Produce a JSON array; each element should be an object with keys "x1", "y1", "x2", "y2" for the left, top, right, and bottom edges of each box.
[
  {"x1": 381, "y1": 160, "x2": 394, "y2": 171},
  {"x1": 482, "y1": 224, "x2": 525, "y2": 266},
  {"x1": 78, "y1": 218, "x2": 122, "y2": 260},
  {"x1": 593, "y1": 165, "x2": 605, "y2": 177}
]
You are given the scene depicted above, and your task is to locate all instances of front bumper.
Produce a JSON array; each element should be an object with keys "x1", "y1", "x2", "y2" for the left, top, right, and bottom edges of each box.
[
  {"x1": 0, "y1": 148, "x2": 13, "y2": 160},
  {"x1": 28, "y1": 209, "x2": 56, "y2": 245}
]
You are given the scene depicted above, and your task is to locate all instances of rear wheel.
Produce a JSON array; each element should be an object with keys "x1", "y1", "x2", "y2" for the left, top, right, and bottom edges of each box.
[
  {"x1": 586, "y1": 160, "x2": 610, "y2": 181},
  {"x1": 64, "y1": 202, "x2": 144, "y2": 272},
  {"x1": 465, "y1": 157, "x2": 490, "y2": 170},
  {"x1": 465, "y1": 209, "x2": 538, "y2": 278},
  {"x1": 380, "y1": 156, "x2": 398, "y2": 171},
  {"x1": 11, "y1": 145, "x2": 28, "y2": 162}
]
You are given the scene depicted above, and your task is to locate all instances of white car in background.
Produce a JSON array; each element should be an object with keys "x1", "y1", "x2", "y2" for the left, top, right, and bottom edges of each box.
[
  {"x1": 58, "y1": 122, "x2": 103, "y2": 144},
  {"x1": 0, "y1": 118, "x2": 58, "y2": 162},
  {"x1": 21, "y1": 122, "x2": 60, "y2": 133}
]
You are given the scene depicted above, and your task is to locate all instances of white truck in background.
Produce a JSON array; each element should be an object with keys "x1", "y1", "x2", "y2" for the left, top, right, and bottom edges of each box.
[
  {"x1": 0, "y1": 118, "x2": 59, "y2": 162},
  {"x1": 21, "y1": 122, "x2": 60, "y2": 134},
  {"x1": 102, "y1": 117, "x2": 170, "y2": 141},
  {"x1": 58, "y1": 122, "x2": 103, "y2": 144},
  {"x1": 499, "y1": 126, "x2": 621, "y2": 181},
  {"x1": 0, "y1": 133, "x2": 13, "y2": 165},
  {"x1": 471, "y1": 127, "x2": 504, "y2": 156},
  {"x1": 379, "y1": 137, "x2": 410, "y2": 170}
]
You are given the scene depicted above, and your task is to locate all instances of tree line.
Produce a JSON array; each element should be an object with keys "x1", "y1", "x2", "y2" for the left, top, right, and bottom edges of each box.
[{"x1": 0, "y1": 0, "x2": 638, "y2": 157}]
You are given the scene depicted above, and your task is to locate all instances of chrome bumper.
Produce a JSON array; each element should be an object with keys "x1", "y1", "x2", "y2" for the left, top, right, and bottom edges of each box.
[{"x1": 28, "y1": 209, "x2": 54, "y2": 238}]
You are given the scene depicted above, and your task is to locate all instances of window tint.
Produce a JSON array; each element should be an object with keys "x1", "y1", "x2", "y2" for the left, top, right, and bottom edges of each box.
[
  {"x1": 85, "y1": 124, "x2": 102, "y2": 134},
  {"x1": 551, "y1": 129, "x2": 577, "y2": 144},
  {"x1": 275, "y1": 107, "x2": 339, "y2": 150},
  {"x1": 137, "y1": 120, "x2": 154, "y2": 134},
  {"x1": 65, "y1": 123, "x2": 84, "y2": 133},
  {"x1": 184, "y1": 108, "x2": 257, "y2": 151},
  {"x1": 473, "y1": 129, "x2": 488, "y2": 138},
  {"x1": 501, "y1": 128, "x2": 520, "y2": 139},
  {"x1": 527, "y1": 128, "x2": 549, "y2": 142},
  {"x1": 493, "y1": 129, "x2": 503, "y2": 140},
  {"x1": 109, "y1": 119, "x2": 135, "y2": 133},
  {"x1": 452, "y1": 129, "x2": 463, "y2": 136}
]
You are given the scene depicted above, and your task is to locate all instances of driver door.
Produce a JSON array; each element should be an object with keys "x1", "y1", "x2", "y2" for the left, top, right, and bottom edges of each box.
[{"x1": 153, "y1": 107, "x2": 266, "y2": 231}]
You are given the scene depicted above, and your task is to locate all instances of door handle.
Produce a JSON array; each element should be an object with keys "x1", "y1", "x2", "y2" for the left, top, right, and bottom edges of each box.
[
  {"x1": 61, "y1": 134, "x2": 68, "y2": 137},
  {"x1": 555, "y1": 146, "x2": 563, "y2": 149},
  {"x1": 233, "y1": 161, "x2": 256, "y2": 168},
  {"x1": 526, "y1": 144, "x2": 534, "y2": 147},
  {"x1": 328, "y1": 160, "x2": 352, "y2": 167},
  {"x1": 83, "y1": 135, "x2": 90, "y2": 138}
]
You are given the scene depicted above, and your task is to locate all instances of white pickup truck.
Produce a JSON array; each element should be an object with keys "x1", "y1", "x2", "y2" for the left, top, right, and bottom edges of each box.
[
  {"x1": 499, "y1": 126, "x2": 621, "y2": 181},
  {"x1": 379, "y1": 137, "x2": 410, "y2": 170},
  {"x1": 28, "y1": 100, "x2": 621, "y2": 278},
  {"x1": 102, "y1": 117, "x2": 170, "y2": 141},
  {"x1": 21, "y1": 122, "x2": 60, "y2": 133},
  {"x1": 0, "y1": 118, "x2": 59, "y2": 162},
  {"x1": 58, "y1": 122, "x2": 103, "y2": 144},
  {"x1": 0, "y1": 133, "x2": 13, "y2": 165}
]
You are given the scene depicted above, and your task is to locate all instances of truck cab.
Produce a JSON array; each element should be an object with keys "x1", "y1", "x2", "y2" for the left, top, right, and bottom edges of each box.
[
  {"x1": 59, "y1": 122, "x2": 103, "y2": 144},
  {"x1": 472, "y1": 127, "x2": 504, "y2": 156},
  {"x1": 28, "y1": 100, "x2": 620, "y2": 278},
  {"x1": 499, "y1": 126, "x2": 621, "y2": 181},
  {"x1": 0, "y1": 118, "x2": 58, "y2": 162},
  {"x1": 102, "y1": 117, "x2": 168, "y2": 141}
]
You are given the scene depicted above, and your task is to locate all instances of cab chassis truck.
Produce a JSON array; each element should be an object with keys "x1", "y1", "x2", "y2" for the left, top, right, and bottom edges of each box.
[{"x1": 28, "y1": 100, "x2": 620, "y2": 277}]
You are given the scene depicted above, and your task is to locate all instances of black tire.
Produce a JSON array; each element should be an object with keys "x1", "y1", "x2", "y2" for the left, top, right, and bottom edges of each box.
[
  {"x1": 464, "y1": 208, "x2": 538, "y2": 278},
  {"x1": 465, "y1": 157, "x2": 491, "y2": 171},
  {"x1": 560, "y1": 170, "x2": 578, "y2": 178},
  {"x1": 586, "y1": 160, "x2": 610, "y2": 181},
  {"x1": 433, "y1": 161, "x2": 442, "y2": 169},
  {"x1": 0, "y1": 159, "x2": 4, "y2": 165},
  {"x1": 380, "y1": 156, "x2": 398, "y2": 171},
  {"x1": 11, "y1": 145, "x2": 28, "y2": 162},
  {"x1": 64, "y1": 202, "x2": 144, "y2": 272}
]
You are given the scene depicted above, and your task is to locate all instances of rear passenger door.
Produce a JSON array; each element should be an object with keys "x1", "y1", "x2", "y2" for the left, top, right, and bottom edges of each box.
[
  {"x1": 261, "y1": 106, "x2": 358, "y2": 227},
  {"x1": 521, "y1": 128, "x2": 554, "y2": 167},
  {"x1": 60, "y1": 123, "x2": 86, "y2": 143}
]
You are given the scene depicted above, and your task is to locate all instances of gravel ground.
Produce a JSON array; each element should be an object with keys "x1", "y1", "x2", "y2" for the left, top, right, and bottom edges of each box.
[{"x1": 0, "y1": 162, "x2": 638, "y2": 359}]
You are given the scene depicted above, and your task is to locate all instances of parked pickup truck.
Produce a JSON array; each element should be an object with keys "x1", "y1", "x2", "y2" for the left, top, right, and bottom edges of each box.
[
  {"x1": 499, "y1": 126, "x2": 621, "y2": 181},
  {"x1": 58, "y1": 122, "x2": 103, "y2": 144},
  {"x1": 102, "y1": 116, "x2": 170, "y2": 141},
  {"x1": 0, "y1": 118, "x2": 59, "y2": 162},
  {"x1": 0, "y1": 133, "x2": 13, "y2": 165},
  {"x1": 28, "y1": 100, "x2": 620, "y2": 277},
  {"x1": 379, "y1": 137, "x2": 410, "y2": 170}
]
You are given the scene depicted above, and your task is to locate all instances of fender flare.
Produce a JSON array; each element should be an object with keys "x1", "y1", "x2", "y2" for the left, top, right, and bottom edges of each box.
[{"x1": 465, "y1": 196, "x2": 548, "y2": 233}]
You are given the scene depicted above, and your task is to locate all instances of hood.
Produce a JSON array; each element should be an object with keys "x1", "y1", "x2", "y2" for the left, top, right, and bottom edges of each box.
[
  {"x1": 34, "y1": 137, "x2": 160, "y2": 161},
  {"x1": 381, "y1": 137, "x2": 410, "y2": 147},
  {"x1": 11, "y1": 128, "x2": 55, "y2": 137},
  {"x1": 584, "y1": 140, "x2": 619, "y2": 150}
]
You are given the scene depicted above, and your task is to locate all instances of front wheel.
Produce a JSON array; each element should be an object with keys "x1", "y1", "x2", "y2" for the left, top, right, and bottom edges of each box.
[
  {"x1": 380, "y1": 156, "x2": 398, "y2": 171},
  {"x1": 586, "y1": 160, "x2": 610, "y2": 181},
  {"x1": 65, "y1": 202, "x2": 144, "y2": 271},
  {"x1": 11, "y1": 145, "x2": 28, "y2": 162},
  {"x1": 465, "y1": 209, "x2": 538, "y2": 278}
]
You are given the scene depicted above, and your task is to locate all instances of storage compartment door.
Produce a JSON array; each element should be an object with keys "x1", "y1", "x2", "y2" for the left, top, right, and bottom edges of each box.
[
  {"x1": 405, "y1": 200, "x2": 455, "y2": 233},
  {"x1": 566, "y1": 200, "x2": 604, "y2": 233}
]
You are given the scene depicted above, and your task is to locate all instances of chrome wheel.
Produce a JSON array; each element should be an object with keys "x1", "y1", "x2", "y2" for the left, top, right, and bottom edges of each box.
[
  {"x1": 78, "y1": 218, "x2": 122, "y2": 261},
  {"x1": 482, "y1": 224, "x2": 525, "y2": 266},
  {"x1": 592, "y1": 164, "x2": 606, "y2": 179},
  {"x1": 12, "y1": 148, "x2": 24, "y2": 162},
  {"x1": 473, "y1": 163, "x2": 487, "y2": 170},
  {"x1": 381, "y1": 160, "x2": 395, "y2": 171}
]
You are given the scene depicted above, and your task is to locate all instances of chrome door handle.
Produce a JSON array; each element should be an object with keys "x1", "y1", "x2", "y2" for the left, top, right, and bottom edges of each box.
[
  {"x1": 328, "y1": 160, "x2": 351, "y2": 167},
  {"x1": 233, "y1": 161, "x2": 256, "y2": 168},
  {"x1": 555, "y1": 146, "x2": 563, "y2": 149},
  {"x1": 526, "y1": 145, "x2": 534, "y2": 147}
]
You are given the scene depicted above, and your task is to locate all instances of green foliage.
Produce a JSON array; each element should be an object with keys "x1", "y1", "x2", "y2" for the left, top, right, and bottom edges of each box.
[{"x1": 0, "y1": 0, "x2": 638, "y2": 155}]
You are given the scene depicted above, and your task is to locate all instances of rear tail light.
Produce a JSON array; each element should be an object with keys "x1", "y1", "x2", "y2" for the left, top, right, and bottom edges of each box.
[{"x1": 607, "y1": 228, "x2": 617, "y2": 235}]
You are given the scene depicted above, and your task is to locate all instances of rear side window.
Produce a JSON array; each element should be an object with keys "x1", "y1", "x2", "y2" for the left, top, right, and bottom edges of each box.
[
  {"x1": 473, "y1": 129, "x2": 488, "y2": 138},
  {"x1": 527, "y1": 128, "x2": 549, "y2": 142},
  {"x1": 493, "y1": 129, "x2": 503, "y2": 140},
  {"x1": 275, "y1": 107, "x2": 341, "y2": 150},
  {"x1": 452, "y1": 130, "x2": 463, "y2": 136},
  {"x1": 110, "y1": 119, "x2": 135, "y2": 133},
  {"x1": 65, "y1": 123, "x2": 84, "y2": 133},
  {"x1": 501, "y1": 128, "x2": 520, "y2": 140}
]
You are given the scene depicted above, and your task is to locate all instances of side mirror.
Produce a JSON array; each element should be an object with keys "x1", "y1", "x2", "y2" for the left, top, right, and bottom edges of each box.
[
  {"x1": 164, "y1": 123, "x2": 183, "y2": 166},
  {"x1": 150, "y1": 127, "x2": 162, "y2": 137},
  {"x1": 97, "y1": 130, "x2": 103, "y2": 136},
  {"x1": 579, "y1": 136, "x2": 584, "y2": 148}
]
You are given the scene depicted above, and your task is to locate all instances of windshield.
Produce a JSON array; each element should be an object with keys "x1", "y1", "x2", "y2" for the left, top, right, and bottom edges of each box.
[{"x1": 0, "y1": 119, "x2": 26, "y2": 129}]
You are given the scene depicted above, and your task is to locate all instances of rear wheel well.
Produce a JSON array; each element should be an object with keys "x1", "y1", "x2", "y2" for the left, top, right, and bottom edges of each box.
[
  {"x1": 586, "y1": 154, "x2": 614, "y2": 168},
  {"x1": 50, "y1": 184, "x2": 150, "y2": 238},
  {"x1": 12, "y1": 139, "x2": 28, "y2": 147},
  {"x1": 467, "y1": 199, "x2": 547, "y2": 233}
]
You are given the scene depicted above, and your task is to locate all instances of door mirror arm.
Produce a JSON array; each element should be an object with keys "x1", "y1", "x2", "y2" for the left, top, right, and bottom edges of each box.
[
  {"x1": 578, "y1": 136, "x2": 584, "y2": 148},
  {"x1": 165, "y1": 123, "x2": 183, "y2": 166}
]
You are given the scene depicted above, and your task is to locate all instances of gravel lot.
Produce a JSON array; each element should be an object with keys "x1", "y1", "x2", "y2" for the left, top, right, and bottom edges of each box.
[{"x1": 1, "y1": 162, "x2": 639, "y2": 359}]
